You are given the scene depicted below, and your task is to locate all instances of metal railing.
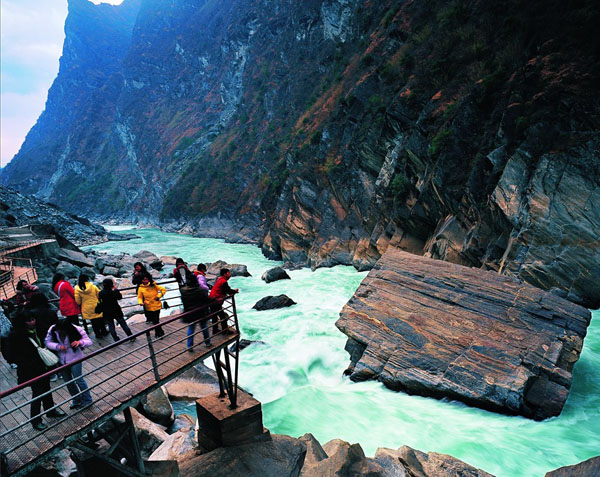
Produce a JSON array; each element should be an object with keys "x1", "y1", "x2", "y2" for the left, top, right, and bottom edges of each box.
[
  {"x1": 0, "y1": 289, "x2": 240, "y2": 476},
  {"x1": 0, "y1": 258, "x2": 38, "y2": 301}
]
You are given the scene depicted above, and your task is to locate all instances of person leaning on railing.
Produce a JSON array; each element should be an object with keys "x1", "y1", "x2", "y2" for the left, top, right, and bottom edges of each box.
[
  {"x1": 208, "y1": 268, "x2": 238, "y2": 335},
  {"x1": 52, "y1": 273, "x2": 81, "y2": 327},
  {"x1": 7, "y1": 310, "x2": 65, "y2": 430}
]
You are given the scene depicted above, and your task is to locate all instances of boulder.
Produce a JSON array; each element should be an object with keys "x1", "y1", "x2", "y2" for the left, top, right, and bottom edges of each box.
[
  {"x1": 252, "y1": 295, "x2": 296, "y2": 311},
  {"x1": 134, "y1": 250, "x2": 160, "y2": 262},
  {"x1": 336, "y1": 248, "x2": 591, "y2": 420},
  {"x1": 161, "y1": 256, "x2": 178, "y2": 266},
  {"x1": 106, "y1": 232, "x2": 140, "y2": 241},
  {"x1": 57, "y1": 248, "x2": 95, "y2": 268},
  {"x1": 179, "y1": 434, "x2": 306, "y2": 477},
  {"x1": 374, "y1": 446, "x2": 494, "y2": 477},
  {"x1": 34, "y1": 448, "x2": 77, "y2": 477},
  {"x1": 94, "y1": 257, "x2": 105, "y2": 272},
  {"x1": 148, "y1": 429, "x2": 198, "y2": 463},
  {"x1": 228, "y1": 339, "x2": 266, "y2": 353},
  {"x1": 140, "y1": 386, "x2": 175, "y2": 427},
  {"x1": 80, "y1": 266, "x2": 96, "y2": 280},
  {"x1": 207, "y1": 260, "x2": 251, "y2": 277},
  {"x1": 102, "y1": 266, "x2": 120, "y2": 277},
  {"x1": 545, "y1": 455, "x2": 600, "y2": 476},
  {"x1": 55, "y1": 261, "x2": 81, "y2": 279},
  {"x1": 165, "y1": 365, "x2": 220, "y2": 401},
  {"x1": 112, "y1": 407, "x2": 169, "y2": 459},
  {"x1": 298, "y1": 438, "x2": 383, "y2": 476},
  {"x1": 261, "y1": 267, "x2": 291, "y2": 283}
]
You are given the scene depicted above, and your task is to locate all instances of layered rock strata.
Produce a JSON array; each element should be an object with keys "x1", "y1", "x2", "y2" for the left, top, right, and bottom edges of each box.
[{"x1": 336, "y1": 248, "x2": 591, "y2": 420}]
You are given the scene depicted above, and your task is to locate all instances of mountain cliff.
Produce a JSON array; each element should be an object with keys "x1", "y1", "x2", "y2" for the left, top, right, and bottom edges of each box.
[{"x1": 2, "y1": 0, "x2": 599, "y2": 308}]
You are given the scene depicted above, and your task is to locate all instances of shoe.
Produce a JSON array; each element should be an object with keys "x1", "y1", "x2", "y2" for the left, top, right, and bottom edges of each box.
[
  {"x1": 10, "y1": 363, "x2": 17, "y2": 369},
  {"x1": 47, "y1": 408, "x2": 66, "y2": 418},
  {"x1": 187, "y1": 347, "x2": 194, "y2": 352},
  {"x1": 113, "y1": 336, "x2": 121, "y2": 342},
  {"x1": 49, "y1": 374, "x2": 58, "y2": 382},
  {"x1": 32, "y1": 421, "x2": 47, "y2": 431},
  {"x1": 223, "y1": 328, "x2": 234, "y2": 335},
  {"x1": 129, "y1": 337, "x2": 137, "y2": 343},
  {"x1": 70, "y1": 402, "x2": 82, "y2": 409},
  {"x1": 206, "y1": 341, "x2": 213, "y2": 348}
]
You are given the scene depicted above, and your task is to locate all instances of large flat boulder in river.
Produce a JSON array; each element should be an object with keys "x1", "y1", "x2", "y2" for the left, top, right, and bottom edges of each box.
[{"x1": 336, "y1": 248, "x2": 591, "y2": 420}]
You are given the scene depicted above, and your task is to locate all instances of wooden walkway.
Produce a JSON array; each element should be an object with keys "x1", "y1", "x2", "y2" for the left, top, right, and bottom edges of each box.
[{"x1": 0, "y1": 305, "x2": 240, "y2": 476}]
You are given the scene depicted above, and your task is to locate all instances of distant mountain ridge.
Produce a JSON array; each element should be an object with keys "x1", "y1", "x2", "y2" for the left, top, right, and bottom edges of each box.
[{"x1": 2, "y1": 0, "x2": 599, "y2": 308}]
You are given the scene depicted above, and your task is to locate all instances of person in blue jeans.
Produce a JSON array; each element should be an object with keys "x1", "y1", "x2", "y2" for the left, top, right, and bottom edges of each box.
[
  {"x1": 45, "y1": 320, "x2": 93, "y2": 409},
  {"x1": 180, "y1": 283, "x2": 212, "y2": 350}
]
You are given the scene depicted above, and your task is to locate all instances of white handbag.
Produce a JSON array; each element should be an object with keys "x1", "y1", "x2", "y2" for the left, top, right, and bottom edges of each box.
[{"x1": 29, "y1": 338, "x2": 60, "y2": 367}]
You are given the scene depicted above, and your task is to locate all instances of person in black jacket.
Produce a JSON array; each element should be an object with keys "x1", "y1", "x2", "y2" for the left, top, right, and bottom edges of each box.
[
  {"x1": 98, "y1": 279, "x2": 134, "y2": 342},
  {"x1": 9, "y1": 311, "x2": 65, "y2": 430},
  {"x1": 26, "y1": 293, "x2": 59, "y2": 343}
]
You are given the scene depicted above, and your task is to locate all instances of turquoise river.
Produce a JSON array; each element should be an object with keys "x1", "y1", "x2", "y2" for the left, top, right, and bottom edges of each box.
[{"x1": 87, "y1": 227, "x2": 599, "y2": 476}]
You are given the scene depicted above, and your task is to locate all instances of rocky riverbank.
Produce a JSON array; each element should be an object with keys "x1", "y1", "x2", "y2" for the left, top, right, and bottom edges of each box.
[{"x1": 337, "y1": 247, "x2": 591, "y2": 420}]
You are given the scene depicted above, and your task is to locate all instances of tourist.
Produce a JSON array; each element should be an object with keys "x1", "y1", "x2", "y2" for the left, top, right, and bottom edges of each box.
[
  {"x1": 26, "y1": 293, "x2": 59, "y2": 346},
  {"x1": 172, "y1": 257, "x2": 195, "y2": 287},
  {"x1": 0, "y1": 302, "x2": 16, "y2": 368},
  {"x1": 52, "y1": 273, "x2": 81, "y2": 327},
  {"x1": 9, "y1": 311, "x2": 65, "y2": 430},
  {"x1": 15, "y1": 280, "x2": 39, "y2": 308},
  {"x1": 179, "y1": 274, "x2": 211, "y2": 350},
  {"x1": 195, "y1": 263, "x2": 210, "y2": 291},
  {"x1": 132, "y1": 262, "x2": 148, "y2": 288},
  {"x1": 74, "y1": 275, "x2": 107, "y2": 339},
  {"x1": 137, "y1": 273, "x2": 166, "y2": 338},
  {"x1": 45, "y1": 319, "x2": 93, "y2": 409},
  {"x1": 208, "y1": 268, "x2": 238, "y2": 335},
  {"x1": 98, "y1": 278, "x2": 134, "y2": 342}
]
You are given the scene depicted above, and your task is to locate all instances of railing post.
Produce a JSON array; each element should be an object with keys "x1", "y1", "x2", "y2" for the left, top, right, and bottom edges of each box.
[
  {"x1": 145, "y1": 331, "x2": 160, "y2": 382},
  {"x1": 124, "y1": 407, "x2": 146, "y2": 475}
]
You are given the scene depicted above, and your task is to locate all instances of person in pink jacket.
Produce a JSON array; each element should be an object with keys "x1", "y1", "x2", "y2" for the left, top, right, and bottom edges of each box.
[
  {"x1": 45, "y1": 320, "x2": 93, "y2": 409},
  {"x1": 52, "y1": 273, "x2": 81, "y2": 327}
]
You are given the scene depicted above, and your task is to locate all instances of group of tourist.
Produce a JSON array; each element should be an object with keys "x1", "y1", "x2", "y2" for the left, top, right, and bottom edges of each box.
[{"x1": 0, "y1": 258, "x2": 239, "y2": 431}]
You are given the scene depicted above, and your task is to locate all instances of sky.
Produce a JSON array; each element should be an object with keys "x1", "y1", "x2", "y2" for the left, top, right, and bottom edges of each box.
[{"x1": 0, "y1": 0, "x2": 124, "y2": 167}]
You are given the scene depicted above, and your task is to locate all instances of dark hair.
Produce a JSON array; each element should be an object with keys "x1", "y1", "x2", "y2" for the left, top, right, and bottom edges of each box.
[
  {"x1": 134, "y1": 262, "x2": 147, "y2": 272},
  {"x1": 175, "y1": 258, "x2": 185, "y2": 266},
  {"x1": 78, "y1": 275, "x2": 89, "y2": 290},
  {"x1": 12, "y1": 310, "x2": 34, "y2": 336},
  {"x1": 28, "y1": 292, "x2": 50, "y2": 309},
  {"x1": 16, "y1": 280, "x2": 27, "y2": 291},
  {"x1": 197, "y1": 264, "x2": 207, "y2": 272},
  {"x1": 52, "y1": 273, "x2": 65, "y2": 290},
  {"x1": 220, "y1": 268, "x2": 230, "y2": 276},
  {"x1": 141, "y1": 272, "x2": 155, "y2": 285},
  {"x1": 102, "y1": 278, "x2": 114, "y2": 290},
  {"x1": 52, "y1": 319, "x2": 82, "y2": 344}
]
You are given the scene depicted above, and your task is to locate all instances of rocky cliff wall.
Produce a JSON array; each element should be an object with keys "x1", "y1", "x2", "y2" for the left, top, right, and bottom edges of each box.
[{"x1": 2, "y1": 0, "x2": 599, "y2": 308}]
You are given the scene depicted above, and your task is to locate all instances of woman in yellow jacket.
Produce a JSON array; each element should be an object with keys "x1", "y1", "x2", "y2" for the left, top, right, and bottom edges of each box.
[
  {"x1": 74, "y1": 274, "x2": 107, "y2": 339},
  {"x1": 137, "y1": 273, "x2": 166, "y2": 338}
]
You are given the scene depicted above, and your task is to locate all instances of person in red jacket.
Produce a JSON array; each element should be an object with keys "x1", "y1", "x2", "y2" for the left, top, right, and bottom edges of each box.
[
  {"x1": 52, "y1": 273, "x2": 81, "y2": 327},
  {"x1": 208, "y1": 268, "x2": 238, "y2": 335}
]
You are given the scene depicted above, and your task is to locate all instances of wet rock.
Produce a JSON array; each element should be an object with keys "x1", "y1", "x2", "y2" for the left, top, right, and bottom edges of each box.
[
  {"x1": 229, "y1": 339, "x2": 266, "y2": 353},
  {"x1": 106, "y1": 232, "x2": 140, "y2": 241},
  {"x1": 80, "y1": 266, "x2": 96, "y2": 280},
  {"x1": 252, "y1": 295, "x2": 296, "y2": 311},
  {"x1": 337, "y1": 248, "x2": 591, "y2": 420},
  {"x1": 300, "y1": 438, "x2": 384, "y2": 476},
  {"x1": 374, "y1": 446, "x2": 494, "y2": 477},
  {"x1": 140, "y1": 386, "x2": 175, "y2": 427},
  {"x1": 160, "y1": 256, "x2": 178, "y2": 266},
  {"x1": 261, "y1": 267, "x2": 291, "y2": 283},
  {"x1": 102, "y1": 265, "x2": 120, "y2": 277},
  {"x1": 171, "y1": 413, "x2": 196, "y2": 433},
  {"x1": 545, "y1": 455, "x2": 600, "y2": 476},
  {"x1": 207, "y1": 260, "x2": 251, "y2": 277},
  {"x1": 179, "y1": 434, "x2": 306, "y2": 477},
  {"x1": 134, "y1": 250, "x2": 160, "y2": 264}
]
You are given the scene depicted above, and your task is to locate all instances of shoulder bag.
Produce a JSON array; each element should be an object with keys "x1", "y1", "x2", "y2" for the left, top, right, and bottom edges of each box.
[{"x1": 29, "y1": 338, "x2": 60, "y2": 367}]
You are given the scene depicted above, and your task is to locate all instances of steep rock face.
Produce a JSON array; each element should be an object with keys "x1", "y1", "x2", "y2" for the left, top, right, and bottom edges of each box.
[
  {"x1": 2, "y1": 0, "x2": 599, "y2": 308},
  {"x1": 336, "y1": 248, "x2": 591, "y2": 420}
]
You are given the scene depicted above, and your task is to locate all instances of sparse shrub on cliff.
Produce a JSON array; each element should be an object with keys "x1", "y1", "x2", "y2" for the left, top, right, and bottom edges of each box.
[{"x1": 428, "y1": 129, "x2": 452, "y2": 157}]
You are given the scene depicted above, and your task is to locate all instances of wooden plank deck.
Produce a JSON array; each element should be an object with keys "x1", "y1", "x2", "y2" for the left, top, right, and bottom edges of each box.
[{"x1": 0, "y1": 313, "x2": 239, "y2": 475}]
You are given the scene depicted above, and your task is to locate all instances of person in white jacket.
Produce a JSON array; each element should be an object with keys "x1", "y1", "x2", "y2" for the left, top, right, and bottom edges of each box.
[{"x1": 45, "y1": 320, "x2": 93, "y2": 409}]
